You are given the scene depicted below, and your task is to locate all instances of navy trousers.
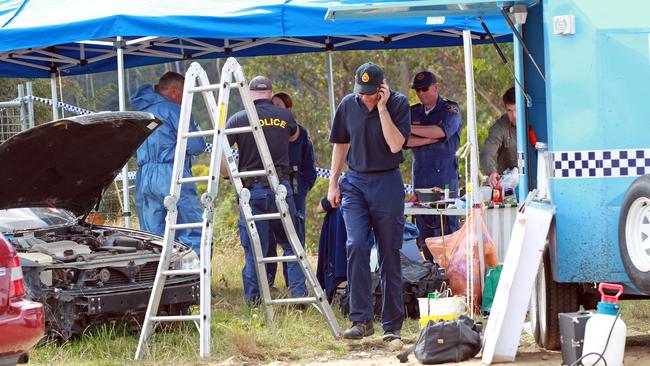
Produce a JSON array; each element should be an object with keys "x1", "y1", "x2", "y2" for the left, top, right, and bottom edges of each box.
[
  {"x1": 339, "y1": 169, "x2": 405, "y2": 331},
  {"x1": 238, "y1": 181, "x2": 307, "y2": 303}
]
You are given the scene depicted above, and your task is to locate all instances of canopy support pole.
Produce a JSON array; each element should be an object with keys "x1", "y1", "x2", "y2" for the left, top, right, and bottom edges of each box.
[
  {"x1": 513, "y1": 24, "x2": 529, "y2": 199},
  {"x1": 462, "y1": 30, "x2": 484, "y2": 310},
  {"x1": 326, "y1": 50, "x2": 336, "y2": 122},
  {"x1": 50, "y1": 73, "x2": 59, "y2": 120},
  {"x1": 116, "y1": 36, "x2": 132, "y2": 228}
]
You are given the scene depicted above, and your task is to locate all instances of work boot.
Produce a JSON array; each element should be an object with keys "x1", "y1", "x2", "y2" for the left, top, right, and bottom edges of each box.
[
  {"x1": 382, "y1": 329, "x2": 401, "y2": 342},
  {"x1": 343, "y1": 320, "x2": 374, "y2": 339}
]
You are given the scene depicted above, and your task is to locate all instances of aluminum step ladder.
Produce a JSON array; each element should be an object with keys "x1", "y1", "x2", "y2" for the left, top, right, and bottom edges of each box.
[{"x1": 135, "y1": 58, "x2": 341, "y2": 361}]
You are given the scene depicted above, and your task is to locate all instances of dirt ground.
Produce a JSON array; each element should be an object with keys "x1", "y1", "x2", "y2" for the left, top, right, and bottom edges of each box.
[{"x1": 270, "y1": 329, "x2": 650, "y2": 366}]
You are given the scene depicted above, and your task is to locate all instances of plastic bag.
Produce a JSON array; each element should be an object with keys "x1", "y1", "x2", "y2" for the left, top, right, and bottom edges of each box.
[
  {"x1": 500, "y1": 167, "x2": 519, "y2": 190},
  {"x1": 424, "y1": 208, "x2": 498, "y2": 310}
]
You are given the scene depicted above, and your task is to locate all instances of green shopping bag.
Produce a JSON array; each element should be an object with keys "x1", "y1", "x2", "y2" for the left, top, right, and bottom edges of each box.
[{"x1": 480, "y1": 264, "x2": 502, "y2": 314}]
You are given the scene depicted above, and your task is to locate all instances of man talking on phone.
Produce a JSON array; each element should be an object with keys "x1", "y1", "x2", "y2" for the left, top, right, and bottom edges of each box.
[{"x1": 327, "y1": 62, "x2": 411, "y2": 341}]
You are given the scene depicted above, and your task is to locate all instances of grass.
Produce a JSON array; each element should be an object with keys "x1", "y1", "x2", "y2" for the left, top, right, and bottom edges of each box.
[
  {"x1": 30, "y1": 223, "x2": 650, "y2": 365},
  {"x1": 28, "y1": 226, "x2": 421, "y2": 365}
]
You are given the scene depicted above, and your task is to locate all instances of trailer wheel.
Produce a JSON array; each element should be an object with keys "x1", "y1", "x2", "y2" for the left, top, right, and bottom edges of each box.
[
  {"x1": 619, "y1": 175, "x2": 650, "y2": 293},
  {"x1": 531, "y1": 247, "x2": 579, "y2": 350}
]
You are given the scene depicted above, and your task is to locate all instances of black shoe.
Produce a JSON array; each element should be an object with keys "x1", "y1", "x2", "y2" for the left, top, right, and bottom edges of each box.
[
  {"x1": 343, "y1": 321, "x2": 374, "y2": 340},
  {"x1": 382, "y1": 329, "x2": 401, "y2": 342}
]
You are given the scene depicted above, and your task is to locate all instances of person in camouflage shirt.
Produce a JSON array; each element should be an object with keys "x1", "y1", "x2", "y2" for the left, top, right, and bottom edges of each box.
[{"x1": 480, "y1": 87, "x2": 517, "y2": 188}]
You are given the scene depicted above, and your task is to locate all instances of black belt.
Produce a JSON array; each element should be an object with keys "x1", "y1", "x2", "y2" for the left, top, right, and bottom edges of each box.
[{"x1": 242, "y1": 174, "x2": 289, "y2": 188}]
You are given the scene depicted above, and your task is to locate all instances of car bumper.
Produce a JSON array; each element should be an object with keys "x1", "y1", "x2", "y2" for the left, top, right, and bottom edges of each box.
[
  {"x1": 0, "y1": 299, "x2": 44, "y2": 362},
  {"x1": 83, "y1": 280, "x2": 199, "y2": 315}
]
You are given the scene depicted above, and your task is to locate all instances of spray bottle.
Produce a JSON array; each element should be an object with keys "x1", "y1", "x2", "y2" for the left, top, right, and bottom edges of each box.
[{"x1": 581, "y1": 283, "x2": 626, "y2": 366}]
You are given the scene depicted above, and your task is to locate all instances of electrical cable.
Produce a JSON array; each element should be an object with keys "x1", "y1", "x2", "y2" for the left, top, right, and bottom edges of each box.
[{"x1": 569, "y1": 311, "x2": 620, "y2": 366}]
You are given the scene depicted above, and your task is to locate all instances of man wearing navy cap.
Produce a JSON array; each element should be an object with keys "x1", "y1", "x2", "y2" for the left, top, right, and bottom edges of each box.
[
  {"x1": 328, "y1": 62, "x2": 410, "y2": 341},
  {"x1": 223, "y1": 75, "x2": 307, "y2": 305},
  {"x1": 407, "y1": 71, "x2": 462, "y2": 261}
]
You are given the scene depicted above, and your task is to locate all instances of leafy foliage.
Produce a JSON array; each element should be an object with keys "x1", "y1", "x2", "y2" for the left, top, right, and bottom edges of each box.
[{"x1": 0, "y1": 44, "x2": 513, "y2": 250}]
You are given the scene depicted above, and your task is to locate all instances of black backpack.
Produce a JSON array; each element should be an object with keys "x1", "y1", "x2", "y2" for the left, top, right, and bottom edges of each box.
[
  {"x1": 335, "y1": 253, "x2": 448, "y2": 319},
  {"x1": 397, "y1": 316, "x2": 482, "y2": 364}
]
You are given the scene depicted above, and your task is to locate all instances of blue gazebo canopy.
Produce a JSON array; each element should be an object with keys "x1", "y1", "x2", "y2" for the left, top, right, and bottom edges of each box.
[{"x1": 0, "y1": 0, "x2": 512, "y2": 78}]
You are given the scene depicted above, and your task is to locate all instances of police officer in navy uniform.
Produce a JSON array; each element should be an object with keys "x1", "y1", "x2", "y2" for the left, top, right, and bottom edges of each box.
[
  {"x1": 406, "y1": 71, "x2": 462, "y2": 261},
  {"x1": 223, "y1": 76, "x2": 307, "y2": 304},
  {"x1": 328, "y1": 63, "x2": 410, "y2": 341}
]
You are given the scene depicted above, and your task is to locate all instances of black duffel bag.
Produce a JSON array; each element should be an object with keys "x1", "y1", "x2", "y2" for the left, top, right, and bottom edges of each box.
[{"x1": 397, "y1": 315, "x2": 482, "y2": 364}]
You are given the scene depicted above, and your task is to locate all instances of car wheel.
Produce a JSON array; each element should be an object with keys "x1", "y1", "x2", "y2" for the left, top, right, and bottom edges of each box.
[
  {"x1": 531, "y1": 247, "x2": 579, "y2": 350},
  {"x1": 619, "y1": 175, "x2": 650, "y2": 293}
]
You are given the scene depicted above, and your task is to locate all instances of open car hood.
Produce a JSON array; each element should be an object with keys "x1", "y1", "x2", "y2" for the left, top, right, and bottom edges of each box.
[{"x1": 0, "y1": 112, "x2": 161, "y2": 216}]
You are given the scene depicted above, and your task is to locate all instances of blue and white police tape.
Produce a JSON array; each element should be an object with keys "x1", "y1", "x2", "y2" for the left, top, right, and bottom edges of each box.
[
  {"x1": 116, "y1": 164, "x2": 414, "y2": 194},
  {"x1": 17, "y1": 95, "x2": 94, "y2": 116},
  {"x1": 19, "y1": 97, "x2": 415, "y2": 194}
]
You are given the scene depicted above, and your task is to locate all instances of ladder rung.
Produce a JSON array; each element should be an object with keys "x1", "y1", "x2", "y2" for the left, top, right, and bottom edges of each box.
[
  {"x1": 267, "y1": 297, "x2": 317, "y2": 305},
  {"x1": 150, "y1": 314, "x2": 202, "y2": 322},
  {"x1": 249, "y1": 213, "x2": 282, "y2": 221},
  {"x1": 179, "y1": 176, "x2": 211, "y2": 184},
  {"x1": 171, "y1": 222, "x2": 203, "y2": 230},
  {"x1": 223, "y1": 126, "x2": 253, "y2": 135},
  {"x1": 184, "y1": 129, "x2": 216, "y2": 138},
  {"x1": 258, "y1": 255, "x2": 298, "y2": 264},
  {"x1": 161, "y1": 269, "x2": 201, "y2": 276},
  {"x1": 189, "y1": 82, "x2": 240, "y2": 93},
  {"x1": 233, "y1": 170, "x2": 267, "y2": 178}
]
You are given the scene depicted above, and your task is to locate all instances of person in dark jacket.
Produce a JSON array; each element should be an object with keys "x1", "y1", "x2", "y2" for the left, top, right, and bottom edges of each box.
[{"x1": 265, "y1": 92, "x2": 318, "y2": 287}]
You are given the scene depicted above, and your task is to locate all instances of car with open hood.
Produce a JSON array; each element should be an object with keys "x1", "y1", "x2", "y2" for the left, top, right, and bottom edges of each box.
[{"x1": 0, "y1": 112, "x2": 199, "y2": 339}]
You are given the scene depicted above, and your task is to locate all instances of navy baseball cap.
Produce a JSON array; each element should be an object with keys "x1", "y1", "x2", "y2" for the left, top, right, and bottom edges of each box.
[
  {"x1": 411, "y1": 71, "x2": 437, "y2": 89},
  {"x1": 354, "y1": 62, "x2": 384, "y2": 94},
  {"x1": 249, "y1": 76, "x2": 273, "y2": 91}
]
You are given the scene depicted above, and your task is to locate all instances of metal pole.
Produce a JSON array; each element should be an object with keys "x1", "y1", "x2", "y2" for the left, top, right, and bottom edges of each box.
[
  {"x1": 326, "y1": 50, "x2": 336, "y2": 123},
  {"x1": 17, "y1": 84, "x2": 26, "y2": 131},
  {"x1": 462, "y1": 30, "x2": 485, "y2": 303},
  {"x1": 117, "y1": 36, "x2": 132, "y2": 228},
  {"x1": 50, "y1": 73, "x2": 59, "y2": 120},
  {"x1": 26, "y1": 82, "x2": 34, "y2": 128},
  {"x1": 513, "y1": 24, "x2": 529, "y2": 199}
]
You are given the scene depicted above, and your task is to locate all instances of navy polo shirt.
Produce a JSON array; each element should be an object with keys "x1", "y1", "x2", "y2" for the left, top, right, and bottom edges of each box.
[
  {"x1": 410, "y1": 96, "x2": 462, "y2": 157},
  {"x1": 329, "y1": 91, "x2": 411, "y2": 172},
  {"x1": 225, "y1": 99, "x2": 297, "y2": 174}
]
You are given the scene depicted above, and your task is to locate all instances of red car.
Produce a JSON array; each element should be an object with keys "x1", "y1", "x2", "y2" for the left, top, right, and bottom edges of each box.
[{"x1": 0, "y1": 233, "x2": 44, "y2": 365}]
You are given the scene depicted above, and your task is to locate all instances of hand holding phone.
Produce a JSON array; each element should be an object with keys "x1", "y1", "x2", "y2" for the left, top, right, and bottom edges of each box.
[{"x1": 377, "y1": 80, "x2": 389, "y2": 108}]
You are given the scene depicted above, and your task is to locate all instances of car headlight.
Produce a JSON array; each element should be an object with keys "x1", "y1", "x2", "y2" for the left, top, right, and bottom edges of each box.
[{"x1": 177, "y1": 249, "x2": 200, "y2": 270}]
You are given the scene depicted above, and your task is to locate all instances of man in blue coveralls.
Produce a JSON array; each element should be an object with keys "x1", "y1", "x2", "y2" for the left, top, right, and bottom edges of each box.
[
  {"x1": 130, "y1": 72, "x2": 206, "y2": 255},
  {"x1": 328, "y1": 63, "x2": 410, "y2": 341},
  {"x1": 406, "y1": 71, "x2": 462, "y2": 262},
  {"x1": 222, "y1": 76, "x2": 307, "y2": 305}
]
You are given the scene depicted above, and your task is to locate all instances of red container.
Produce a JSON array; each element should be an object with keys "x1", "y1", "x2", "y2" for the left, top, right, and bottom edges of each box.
[{"x1": 492, "y1": 181, "x2": 503, "y2": 204}]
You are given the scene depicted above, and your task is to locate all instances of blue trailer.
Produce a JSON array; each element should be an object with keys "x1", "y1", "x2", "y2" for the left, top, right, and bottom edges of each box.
[
  {"x1": 328, "y1": 0, "x2": 650, "y2": 351},
  {"x1": 514, "y1": 0, "x2": 650, "y2": 351}
]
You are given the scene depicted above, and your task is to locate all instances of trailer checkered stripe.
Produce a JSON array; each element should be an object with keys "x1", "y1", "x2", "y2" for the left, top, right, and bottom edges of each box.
[
  {"x1": 517, "y1": 151, "x2": 525, "y2": 175},
  {"x1": 553, "y1": 149, "x2": 650, "y2": 178}
]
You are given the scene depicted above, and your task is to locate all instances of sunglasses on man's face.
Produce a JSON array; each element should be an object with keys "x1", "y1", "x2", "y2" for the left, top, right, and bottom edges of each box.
[{"x1": 414, "y1": 86, "x2": 430, "y2": 93}]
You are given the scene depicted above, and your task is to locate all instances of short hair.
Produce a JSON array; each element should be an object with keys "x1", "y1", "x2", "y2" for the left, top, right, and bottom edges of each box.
[
  {"x1": 502, "y1": 87, "x2": 516, "y2": 105},
  {"x1": 272, "y1": 92, "x2": 293, "y2": 109},
  {"x1": 155, "y1": 71, "x2": 184, "y2": 93}
]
